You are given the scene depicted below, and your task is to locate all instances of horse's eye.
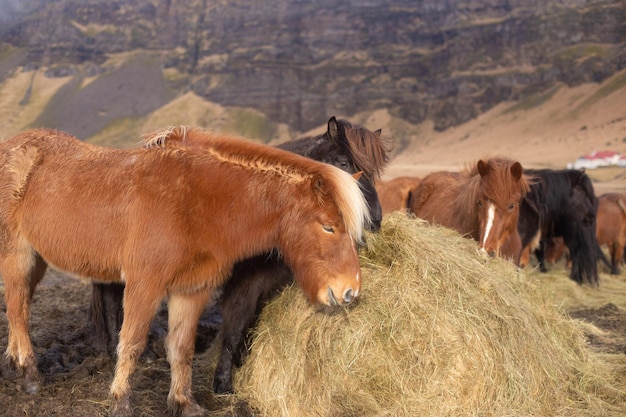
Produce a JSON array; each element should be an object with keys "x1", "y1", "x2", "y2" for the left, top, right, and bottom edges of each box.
[
  {"x1": 477, "y1": 200, "x2": 483, "y2": 207},
  {"x1": 507, "y1": 203, "x2": 516, "y2": 211},
  {"x1": 322, "y1": 225, "x2": 335, "y2": 234}
]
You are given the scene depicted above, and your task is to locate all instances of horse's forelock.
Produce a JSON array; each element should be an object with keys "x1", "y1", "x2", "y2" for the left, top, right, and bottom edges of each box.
[
  {"x1": 469, "y1": 158, "x2": 531, "y2": 204},
  {"x1": 324, "y1": 165, "x2": 370, "y2": 243},
  {"x1": 338, "y1": 120, "x2": 390, "y2": 180}
]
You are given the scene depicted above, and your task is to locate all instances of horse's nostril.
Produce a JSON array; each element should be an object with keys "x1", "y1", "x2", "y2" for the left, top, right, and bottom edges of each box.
[
  {"x1": 327, "y1": 287, "x2": 338, "y2": 306},
  {"x1": 343, "y1": 288, "x2": 354, "y2": 304},
  {"x1": 488, "y1": 250, "x2": 496, "y2": 258}
]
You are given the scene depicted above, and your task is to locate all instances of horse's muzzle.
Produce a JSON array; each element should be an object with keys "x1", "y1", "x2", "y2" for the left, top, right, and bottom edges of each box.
[
  {"x1": 367, "y1": 219, "x2": 382, "y2": 233},
  {"x1": 479, "y1": 247, "x2": 497, "y2": 259},
  {"x1": 327, "y1": 287, "x2": 357, "y2": 306}
]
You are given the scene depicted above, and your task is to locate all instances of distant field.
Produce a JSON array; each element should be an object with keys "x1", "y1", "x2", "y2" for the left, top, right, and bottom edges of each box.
[
  {"x1": 582, "y1": 166, "x2": 626, "y2": 194},
  {"x1": 585, "y1": 166, "x2": 626, "y2": 182}
]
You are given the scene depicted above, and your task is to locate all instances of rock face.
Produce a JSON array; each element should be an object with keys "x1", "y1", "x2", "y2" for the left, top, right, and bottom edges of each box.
[{"x1": 1, "y1": 0, "x2": 624, "y2": 132}]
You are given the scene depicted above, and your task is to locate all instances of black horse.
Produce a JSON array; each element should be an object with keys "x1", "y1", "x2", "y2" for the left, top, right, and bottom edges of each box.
[
  {"x1": 87, "y1": 116, "x2": 391, "y2": 394},
  {"x1": 517, "y1": 168, "x2": 602, "y2": 286}
]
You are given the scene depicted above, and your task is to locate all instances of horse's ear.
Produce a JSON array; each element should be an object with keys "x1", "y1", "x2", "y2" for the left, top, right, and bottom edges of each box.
[
  {"x1": 374, "y1": 128, "x2": 382, "y2": 137},
  {"x1": 511, "y1": 161, "x2": 523, "y2": 180},
  {"x1": 311, "y1": 175, "x2": 329, "y2": 205},
  {"x1": 327, "y1": 116, "x2": 339, "y2": 142},
  {"x1": 352, "y1": 171, "x2": 363, "y2": 181},
  {"x1": 477, "y1": 160, "x2": 490, "y2": 177},
  {"x1": 573, "y1": 169, "x2": 587, "y2": 186}
]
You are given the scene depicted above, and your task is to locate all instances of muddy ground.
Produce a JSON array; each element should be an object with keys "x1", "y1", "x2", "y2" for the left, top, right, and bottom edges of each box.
[{"x1": 1, "y1": 267, "x2": 625, "y2": 417}]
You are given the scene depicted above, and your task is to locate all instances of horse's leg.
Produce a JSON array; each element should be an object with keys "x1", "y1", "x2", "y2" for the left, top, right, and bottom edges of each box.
[
  {"x1": 610, "y1": 242, "x2": 621, "y2": 275},
  {"x1": 2, "y1": 250, "x2": 47, "y2": 394},
  {"x1": 88, "y1": 282, "x2": 122, "y2": 353},
  {"x1": 213, "y1": 256, "x2": 292, "y2": 394},
  {"x1": 166, "y1": 289, "x2": 212, "y2": 417},
  {"x1": 104, "y1": 284, "x2": 125, "y2": 352},
  {"x1": 535, "y1": 239, "x2": 548, "y2": 273},
  {"x1": 88, "y1": 283, "x2": 106, "y2": 352},
  {"x1": 109, "y1": 280, "x2": 163, "y2": 417},
  {"x1": 28, "y1": 253, "x2": 48, "y2": 299},
  {"x1": 518, "y1": 245, "x2": 530, "y2": 269}
]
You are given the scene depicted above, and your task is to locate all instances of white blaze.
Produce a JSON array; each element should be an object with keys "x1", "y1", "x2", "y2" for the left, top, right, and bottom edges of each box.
[{"x1": 481, "y1": 203, "x2": 496, "y2": 249}]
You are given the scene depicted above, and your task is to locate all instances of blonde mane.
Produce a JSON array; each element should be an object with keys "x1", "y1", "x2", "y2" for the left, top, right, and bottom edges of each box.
[{"x1": 143, "y1": 126, "x2": 369, "y2": 242}]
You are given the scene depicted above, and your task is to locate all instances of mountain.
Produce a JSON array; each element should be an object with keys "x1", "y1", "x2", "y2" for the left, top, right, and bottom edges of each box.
[{"x1": 0, "y1": 0, "x2": 624, "y2": 160}]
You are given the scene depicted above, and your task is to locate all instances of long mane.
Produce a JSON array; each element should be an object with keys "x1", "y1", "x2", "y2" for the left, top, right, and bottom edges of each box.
[
  {"x1": 335, "y1": 118, "x2": 390, "y2": 180},
  {"x1": 142, "y1": 126, "x2": 370, "y2": 242},
  {"x1": 451, "y1": 172, "x2": 481, "y2": 232}
]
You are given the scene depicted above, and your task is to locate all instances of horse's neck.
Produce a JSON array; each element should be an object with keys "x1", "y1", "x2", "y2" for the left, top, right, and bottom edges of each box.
[
  {"x1": 453, "y1": 175, "x2": 480, "y2": 235},
  {"x1": 276, "y1": 136, "x2": 318, "y2": 157},
  {"x1": 193, "y1": 164, "x2": 302, "y2": 260}
]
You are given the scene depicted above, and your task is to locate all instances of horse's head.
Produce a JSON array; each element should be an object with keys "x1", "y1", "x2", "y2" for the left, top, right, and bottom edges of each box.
[
  {"x1": 306, "y1": 117, "x2": 390, "y2": 232},
  {"x1": 278, "y1": 166, "x2": 369, "y2": 307},
  {"x1": 474, "y1": 158, "x2": 530, "y2": 257}
]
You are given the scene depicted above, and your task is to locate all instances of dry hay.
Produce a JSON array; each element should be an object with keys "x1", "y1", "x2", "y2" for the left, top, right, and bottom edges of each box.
[{"x1": 231, "y1": 213, "x2": 626, "y2": 417}]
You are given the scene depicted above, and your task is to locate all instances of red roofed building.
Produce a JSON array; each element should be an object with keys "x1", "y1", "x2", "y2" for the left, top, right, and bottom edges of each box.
[{"x1": 571, "y1": 150, "x2": 621, "y2": 169}]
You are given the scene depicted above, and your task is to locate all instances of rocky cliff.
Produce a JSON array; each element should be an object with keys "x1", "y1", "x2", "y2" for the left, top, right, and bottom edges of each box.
[{"x1": 0, "y1": 0, "x2": 624, "y2": 135}]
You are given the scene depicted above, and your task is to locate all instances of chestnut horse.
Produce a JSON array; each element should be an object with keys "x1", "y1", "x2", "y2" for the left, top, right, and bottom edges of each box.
[
  {"x1": 407, "y1": 158, "x2": 530, "y2": 263},
  {"x1": 0, "y1": 128, "x2": 369, "y2": 417},
  {"x1": 596, "y1": 192, "x2": 626, "y2": 274},
  {"x1": 376, "y1": 176, "x2": 421, "y2": 215},
  {"x1": 87, "y1": 117, "x2": 390, "y2": 395}
]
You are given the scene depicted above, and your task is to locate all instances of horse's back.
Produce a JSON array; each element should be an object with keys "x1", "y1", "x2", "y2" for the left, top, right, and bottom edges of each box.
[
  {"x1": 377, "y1": 176, "x2": 421, "y2": 215},
  {"x1": 0, "y1": 130, "x2": 135, "y2": 280},
  {"x1": 407, "y1": 171, "x2": 460, "y2": 222}
]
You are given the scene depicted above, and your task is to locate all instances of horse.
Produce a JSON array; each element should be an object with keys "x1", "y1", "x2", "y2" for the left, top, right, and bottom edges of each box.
[
  {"x1": 407, "y1": 158, "x2": 530, "y2": 263},
  {"x1": 0, "y1": 127, "x2": 370, "y2": 417},
  {"x1": 596, "y1": 193, "x2": 626, "y2": 275},
  {"x1": 515, "y1": 169, "x2": 601, "y2": 286},
  {"x1": 519, "y1": 236, "x2": 569, "y2": 269},
  {"x1": 375, "y1": 176, "x2": 421, "y2": 215},
  {"x1": 87, "y1": 117, "x2": 391, "y2": 394}
]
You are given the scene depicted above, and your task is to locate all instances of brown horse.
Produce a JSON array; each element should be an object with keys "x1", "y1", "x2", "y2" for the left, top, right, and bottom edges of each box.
[
  {"x1": 376, "y1": 176, "x2": 421, "y2": 215},
  {"x1": 0, "y1": 128, "x2": 369, "y2": 417},
  {"x1": 596, "y1": 192, "x2": 626, "y2": 274},
  {"x1": 407, "y1": 158, "x2": 530, "y2": 262}
]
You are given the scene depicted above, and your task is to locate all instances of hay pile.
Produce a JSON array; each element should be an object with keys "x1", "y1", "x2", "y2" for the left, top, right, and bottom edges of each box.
[{"x1": 232, "y1": 214, "x2": 626, "y2": 416}]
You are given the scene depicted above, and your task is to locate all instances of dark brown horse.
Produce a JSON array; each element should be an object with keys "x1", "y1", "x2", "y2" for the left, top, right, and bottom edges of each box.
[
  {"x1": 407, "y1": 158, "x2": 530, "y2": 263},
  {"x1": 87, "y1": 117, "x2": 390, "y2": 394},
  {"x1": 376, "y1": 176, "x2": 421, "y2": 215},
  {"x1": 0, "y1": 127, "x2": 369, "y2": 417},
  {"x1": 515, "y1": 169, "x2": 603, "y2": 286}
]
